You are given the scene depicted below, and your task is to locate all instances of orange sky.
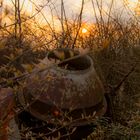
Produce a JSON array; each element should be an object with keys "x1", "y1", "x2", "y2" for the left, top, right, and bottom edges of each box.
[{"x1": 0, "y1": 0, "x2": 139, "y2": 28}]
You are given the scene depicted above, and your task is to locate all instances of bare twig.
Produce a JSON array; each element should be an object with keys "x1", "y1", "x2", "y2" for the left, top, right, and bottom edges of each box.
[
  {"x1": 0, "y1": 50, "x2": 90, "y2": 88},
  {"x1": 72, "y1": 0, "x2": 84, "y2": 48}
]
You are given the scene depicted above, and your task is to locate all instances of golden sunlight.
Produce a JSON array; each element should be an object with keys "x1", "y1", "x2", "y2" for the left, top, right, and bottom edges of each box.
[
  {"x1": 80, "y1": 23, "x2": 93, "y2": 36},
  {"x1": 126, "y1": 0, "x2": 139, "y2": 7},
  {"x1": 4, "y1": 0, "x2": 34, "y2": 15},
  {"x1": 1, "y1": 0, "x2": 139, "y2": 29},
  {"x1": 126, "y1": 0, "x2": 140, "y2": 15},
  {"x1": 81, "y1": 28, "x2": 88, "y2": 34},
  {"x1": 128, "y1": 0, "x2": 138, "y2": 3}
]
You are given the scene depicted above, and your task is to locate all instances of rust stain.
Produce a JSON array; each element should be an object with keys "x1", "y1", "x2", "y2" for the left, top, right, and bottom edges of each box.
[{"x1": 20, "y1": 56, "x2": 106, "y2": 124}]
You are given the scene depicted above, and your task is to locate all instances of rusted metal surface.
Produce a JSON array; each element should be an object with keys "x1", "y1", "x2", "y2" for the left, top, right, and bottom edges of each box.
[{"x1": 20, "y1": 55, "x2": 106, "y2": 125}]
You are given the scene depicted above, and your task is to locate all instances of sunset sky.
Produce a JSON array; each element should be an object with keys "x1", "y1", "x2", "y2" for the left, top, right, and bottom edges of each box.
[{"x1": 1, "y1": 0, "x2": 139, "y2": 27}]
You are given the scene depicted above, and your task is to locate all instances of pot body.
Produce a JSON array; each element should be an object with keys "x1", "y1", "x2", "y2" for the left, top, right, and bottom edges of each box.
[{"x1": 20, "y1": 56, "x2": 106, "y2": 125}]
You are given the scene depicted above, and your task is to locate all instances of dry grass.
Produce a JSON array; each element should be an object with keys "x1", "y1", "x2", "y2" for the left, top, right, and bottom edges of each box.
[{"x1": 0, "y1": 0, "x2": 140, "y2": 139}]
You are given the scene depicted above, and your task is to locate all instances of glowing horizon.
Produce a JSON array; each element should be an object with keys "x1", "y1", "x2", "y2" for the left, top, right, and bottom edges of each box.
[{"x1": 0, "y1": 0, "x2": 139, "y2": 29}]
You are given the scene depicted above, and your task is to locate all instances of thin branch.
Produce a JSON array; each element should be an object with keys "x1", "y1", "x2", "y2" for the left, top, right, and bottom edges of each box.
[
  {"x1": 72, "y1": 0, "x2": 84, "y2": 48},
  {"x1": 114, "y1": 62, "x2": 138, "y2": 92},
  {"x1": 0, "y1": 49, "x2": 90, "y2": 88}
]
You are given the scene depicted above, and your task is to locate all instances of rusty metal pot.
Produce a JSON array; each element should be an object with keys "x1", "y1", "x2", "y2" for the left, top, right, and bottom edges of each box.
[{"x1": 19, "y1": 55, "x2": 107, "y2": 126}]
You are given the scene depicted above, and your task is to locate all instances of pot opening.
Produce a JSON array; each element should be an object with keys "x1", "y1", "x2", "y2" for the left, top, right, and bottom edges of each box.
[{"x1": 58, "y1": 56, "x2": 92, "y2": 70}]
